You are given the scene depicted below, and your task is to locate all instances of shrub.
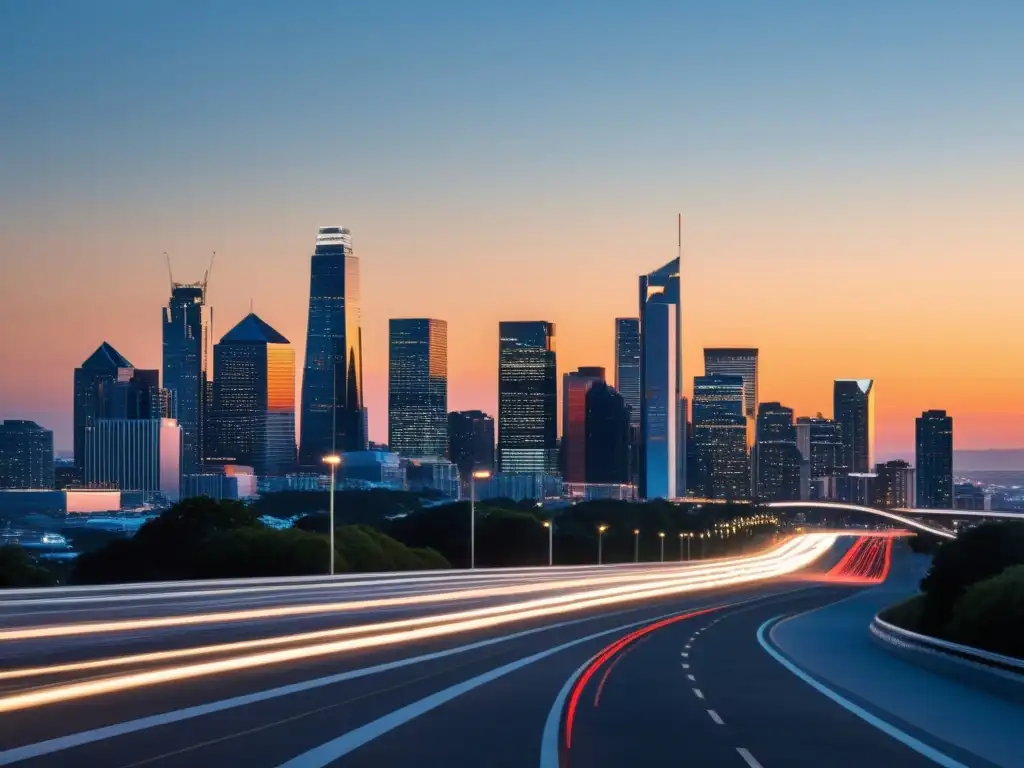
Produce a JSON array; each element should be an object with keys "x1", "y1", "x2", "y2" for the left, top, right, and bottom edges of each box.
[{"x1": 945, "y1": 565, "x2": 1024, "y2": 659}]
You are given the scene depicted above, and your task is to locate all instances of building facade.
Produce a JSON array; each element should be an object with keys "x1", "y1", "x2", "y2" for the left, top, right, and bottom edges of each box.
[
  {"x1": 388, "y1": 319, "x2": 448, "y2": 458},
  {"x1": 83, "y1": 418, "x2": 181, "y2": 502},
  {"x1": 874, "y1": 460, "x2": 915, "y2": 508},
  {"x1": 916, "y1": 409, "x2": 953, "y2": 509},
  {"x1": 447, "y1": 410, "x2": 495, "y2": 479},
  {"x1": 73, "y1": 342, "x2": 134, "y2": 468},
  {"x1": 0, "y1": 421, "x2": 54, "y2": 489},
  {"x1": 585, "y1": 380, "x2": 631, "y2": 484},
  {"x1": 754, "y1": 403, "x2": 801, "y2": 501},
  {"x1": 497, "y1": 322, "x2": 557, "y2": 473},
  {"x1": 834, "y1": 379, "x2": 875, "y2": 476},
  {"x1": 703, "y1": 348, "x2": 759, "y2": 447},
  {"x1": 299, "y1": 226, "x2": 365, "y2": 465},
  {"x1": 614, "y1": 318, "x2": 641, "y2": 427},
  {"x1": 163, "y1": 282, "x2": 209, "y2": 474},
  {"x1": 692, "y1": 374, "x2": 748, "y2": 499},
  {"x1": 561, "y1": 367, "x2": 605, "y2": 482},
  {"x1": 795, "y1": 414, "x2": 844, "y2": 500},
  {"x1": 211, "y1": 313, "x2": 297, "y2": 475},
  {"x1": 639, "y1": 258, "x2": 684, "y2": 499}
]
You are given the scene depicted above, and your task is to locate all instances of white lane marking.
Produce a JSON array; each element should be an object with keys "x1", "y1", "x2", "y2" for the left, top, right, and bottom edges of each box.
[
  {"x1": 736, "y1": 747, "x2": 764, "y2": 767},
  {"x1": 708, "y1": 709, "x2": 724, "y2": 725},
  {"x1": 0, "y1": 605, "x2": 654, "y2": 767},
  {"x1": 693, "y1": 688, "x2": 704, "y2": 699},
  {"x1": 681, "y1": 652, "x2": 689, "y2": 658},
  {"x1": 757, "y1": 617, "x2": 969, "y2": 768},
  {"x1": 684, "y1": 644, "x2": 692, "y2": 649},
  {"x1": 278, "y1": 605, "x2": 716, "y2": 768},
  {"x1": 686, "y1": 674, "x2": 696, "y2": 681},
  {"x1": 681, "y1": 663, "x2": 690, "y2": 669}
]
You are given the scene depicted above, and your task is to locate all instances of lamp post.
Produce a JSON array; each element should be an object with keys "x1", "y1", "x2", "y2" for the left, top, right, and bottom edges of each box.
[
  {"x1": 542, "y1": 521, "x2": 553, "y2": 566},
  {"x1": 658, "y1": 531, "x2": 665, "y2": 562},
  {"x1": 597, "y1": 524, "x2": 609, "y2": 565},
  {"x1": 686, "y1": 532, "x2": 693, "y2": 561},
  {"x1": 633, "y1": 528, "x2": 640, "y2": 563},
  {"x1": 678, "y1": 532, "x2": 684, "y2": 561},
  {"x1": 322, "y1": 454, "x2": 342, "y2": 576},
  {"x1": 469, "y1": 469, "x2": 492, "y2": 569}
]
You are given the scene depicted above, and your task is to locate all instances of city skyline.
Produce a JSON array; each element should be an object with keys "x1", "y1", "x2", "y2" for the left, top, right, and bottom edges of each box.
[{"x1": 2, "y1": 3, "x2": 1023, "y2": 460}]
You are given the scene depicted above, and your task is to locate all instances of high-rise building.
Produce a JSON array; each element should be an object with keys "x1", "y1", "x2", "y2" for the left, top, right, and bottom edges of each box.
[
  {"x1": 74, "y1": 343, "x2": 161, "y2": 469},
  {"x1": 561, "y1": 367, "x2": 605, "y2": 482},
  {"x1": 916, "y1": 409, "x2": 953, "y2": 509},
  {"x1": 639, "y1": 258, "x2": 683, "y2": 499},
  {"x1": 83, "y1": 418, "x2": 181, "y2": 502},
  {"x1": 388, "y1": 319, "x2": 448, "y2": 458},
  {"x1": 796, "y1": 414, "x2": 844, "y2": 499},
  {"x1": 874, "y1": 460, "x2": 915, "y2": 508},
  {"x1": 585, "y1": 381, "x2": 631, "y2": 484},
  {"x1": 299, "y1": 226, "x2": 365, "y2": 465},
  {"x1": 497, "y1": 322, "x2": 557, "y2": 473},
  {"x1": 704, "y1": 348, "x2": 758, "y2": 447},
  {"x1": 614, "y1": 319, "x2": 641, "y2": 427},
  {"x1": 692, "y1": 374, "x2": 748, "y2": 499},
  {"x1": 447, "y1": 410, "x2": 495, "y2": 479},
  {"x1": 163, "y1": 279, "x2": 210, "y2": 475},
  {"x1": 211, "y1": 313, "x2": 296, "y2": 475},
  {"x1": 834, "y1": 379, "x2": 875, "y2": 478},
  {"x1": 0, "y1": 421, "x2": 54, "y2": 489},
  {"x1": 754, "y1": 403, "x2": 801, "y2": 501}
]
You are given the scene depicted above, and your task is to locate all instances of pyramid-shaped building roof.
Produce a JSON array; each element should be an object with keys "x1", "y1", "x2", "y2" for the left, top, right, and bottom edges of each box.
[{"x1": 219, "y1": 313, "x2": 290, "y2": 345}]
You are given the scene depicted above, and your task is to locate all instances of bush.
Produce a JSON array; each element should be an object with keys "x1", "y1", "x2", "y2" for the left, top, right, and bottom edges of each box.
[
  {"x1": 0, "y1": 545, "x2": 57, "y2": 587},
  {"x1": 335, "y1": 525, "x2": 449, "y2": 572},
  {"x1": 945, "y1": 565, "x2": 1024, "y2": 658}
]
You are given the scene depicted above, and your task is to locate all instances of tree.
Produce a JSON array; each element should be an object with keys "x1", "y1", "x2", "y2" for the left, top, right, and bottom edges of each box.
[
  {"x1": 945, "y1": 565, "x2": 1024, "y2": 658},
  {"x1": 0, "y1": 545, "x2": 56, "y2": 587}
]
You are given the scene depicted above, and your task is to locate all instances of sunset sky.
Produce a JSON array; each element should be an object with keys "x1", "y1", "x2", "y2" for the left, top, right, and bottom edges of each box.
[{"x1": 1, "y1": 1, "x2": 1022, "y2": 459}]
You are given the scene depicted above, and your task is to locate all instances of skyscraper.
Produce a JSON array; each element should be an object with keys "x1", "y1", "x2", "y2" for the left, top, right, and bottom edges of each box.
[
  {"x1": 585, "y1": 381, "x2": 631, "y2": 484},
  {"x1": 0, "y1": 420, "x2": 54, "y2": 489},
  {"x1": 299, "y1": 226, "x2": 365, "y2": 465},
  {"x1": 916, "y1": 409, "x2": 953, "y2": 509},
  {"x1": 796, "y1": 414, "x2": 844, "y2": 499},
  {"x1": 639, "y1": 258, "x2": 683, "y2": 499},
  {"x1": 388, "y1": 319, "x2": 448, "y2": 458},
  {"x1": 497, "y1": 321, "x2": 557, "y2": 473},
  {"x1": 163, "y1": 278, "x2": 209, "y2": 475},
  {"x1": 562, "y1": 367, "x2": 605, "y2": 482},
  {"x1": 212, "y1": 313, "x2": 296, "y2": 475},
  {"x1": 692, "y1": 374, "x2": 748, "y2": 499},
  {"x1": 874, "y1": 460, "x2": 915, "y2": 508},
  {"x1": 754, "y1": 402, "x2": 801, "y2": 501},
  {"x1": 447, "y1": 410, "x2": 495, "y2": 479},
  {"x1": 834, "y1": 379, "x2": 874, "y2": 475},
  {"x1": 704, "y1": 348, "x2": 758, "y2": 446},
  {"x1": 614, "y1": 319, "x2": 641, "y2": 427},
  {"x1": 84, "y1": 418, "x2": 181, "y2": 502}
]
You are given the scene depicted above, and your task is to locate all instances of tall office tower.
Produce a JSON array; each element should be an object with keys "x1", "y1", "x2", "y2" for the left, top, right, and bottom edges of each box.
[
  {"x1": 0, "y1": 420, "x2": 54, "y2": 489},
  {"x1": 73, "y1": 342, "x2": 137, "y2": 468},
  {"x1": 614, "y1": 319, "x2": 641, "y2": 427},
  {"x1": 163, "y1": 275, "x2": 210, "y2": 475},
  {"x1": 703, "y1": 348, "x2": 758, "y2": 445},
  {"x1": 497, "y1": 322, "x2": 557, "y2": 473},
  {"x1": 639, "y1": 258, "x2": 683, "y2": 499},
  {"x1": 754, "y1": 403, "x2": 801, "y2": 501},
  {"x1": 585, "y1": 381, "x2": 631, "y2": 484},
  {"x1": 874, "y1": 460, "x2": 915, "y2": 508},
  {"x1": 388, "y1": 319, "x2": 448, "y2": 458},
  {"x1": 796, "y1": 414, "x2": 845, "y2": 499},
  {"x1": 83, "y1": 418, "x2": 181, "y2": 501},
  {"x1": 447, "y1": 410, "x2": 495, "y2": 478},
  {"x1": 692, "y1": 374, "x2": 749, "y2": 499},
  {"x1": 834, "y1": 379, "x2": 875, "y2": 476},
  {"x1": 299, "y1": 226, "x2": 365, "y2": 465},
  {"x1": 561, "y1": 367, "x2": 606, "y2": 482},
  {"x1": 212, "y1": 313, "x2": 297, "y2": 475},
  {"x1": 916, "y1": 409, "x2": 953, "y2": 509}
]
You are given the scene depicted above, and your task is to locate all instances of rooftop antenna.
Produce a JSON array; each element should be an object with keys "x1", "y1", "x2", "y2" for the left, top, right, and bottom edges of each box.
[
  {"x1": 677, "y1": 213, "x2": 682, "y2": 260},
  {"x1": 164, "y1": 252, "x2": 174, "y2": 291},
  {"x1": 201, "y1": 251, "x2": 216, "y2": 301},
  {"x1": 249, "y1": 297, "x2": 254, "y2": 314}
]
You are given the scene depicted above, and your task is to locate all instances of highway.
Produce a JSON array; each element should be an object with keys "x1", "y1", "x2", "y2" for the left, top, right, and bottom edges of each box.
[{"x1": 0, "y1": 533, "x2": 1016, "y2": 767}]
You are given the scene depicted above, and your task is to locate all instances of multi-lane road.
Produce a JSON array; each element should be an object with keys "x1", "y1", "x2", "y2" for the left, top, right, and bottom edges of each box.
[{"x1": 0, "y1": 533, "x2": 1018, "y2": 767}]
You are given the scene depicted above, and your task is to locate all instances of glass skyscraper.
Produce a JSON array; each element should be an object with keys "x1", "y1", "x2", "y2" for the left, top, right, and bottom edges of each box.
[
  {"x1": 704, "y1": 348, "x2": 758, "y2": 447},
  {"x1": 163, "y1": 282, "x2": 208, "y2": 474},
  {"x1": 692, "y1": 374, "x2": 748, "y2": 499},
  {"x1": 584, "y1": 381, "x2": 631, "y2": 484},
  {"x1": 83, "y1": 418, "x2": 181, "y2": 502},
  {"x1": 834, "y1": 379, "x2": 874, "y2": 474},
  {"x1": 754, "y1": 402, "x2": 801, "y2": 501},
  {"x1": 639, "y1": 258, "x2": 684, "y2": 499},
  {"x1": 614, "y1": 318, "x2": 641, "y2": 427},
  {"x1": 561, "y1": 367, "x2": 605, "y2": 483},
  {"x1": 916, "y1": 409, "x2": 953, "y2": 508},
  {"x1": 0, "y1": 420, "x2": 54, "y2": 489},
  {"x1": 388, "y1": 318, "x2": 448, "y2": 458},
  {"x1": 497, "y1": 321, "x2": 557, "y2": 473},
  {"x1": 299, "y1": 226, "x2": 365, "y2": 465},
  {"x1": 212, "y1": 313, "x2": 297, "y2": 475},
  {"x1": 796, "y1": 414, "x2": 845, "y2": 499},
  {"x1": 447, "y1": 410, "x2": 495, "y2": 479}
]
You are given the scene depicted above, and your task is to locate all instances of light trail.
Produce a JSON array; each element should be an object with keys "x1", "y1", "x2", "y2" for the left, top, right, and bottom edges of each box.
[
  {"x1": 0, "y1": 534, "x2": 836, "y2": 712},
  {"x1": 0, "y1": 536, "x2": 822, "y2": 642},
  {"x1": 768, "y1": 502, "x2": 957, "y2": 539}
]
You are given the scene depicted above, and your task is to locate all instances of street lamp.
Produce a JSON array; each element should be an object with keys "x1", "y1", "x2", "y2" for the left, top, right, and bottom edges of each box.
[
  {"x1": 597, "y1": 524, "x2": 609, "y2": 565},
  {"x1": 678, "y1": 532, "x2": 685, "y2": 561},
  {"x1": 542, "y1": 521, "x2": 553, "y2": 566},
  {"x1": 469, "y1": 469, "x2": 492, "y2": 569},
  {"x1": 658, "y1": 531, "x2": 665, "y2": 562},
  {"x1": 633, "y1": 528, "x2": 640, "y2": 563},
  {"x1": 322, "y1": 454, "x2": 342, "y2": 576}
]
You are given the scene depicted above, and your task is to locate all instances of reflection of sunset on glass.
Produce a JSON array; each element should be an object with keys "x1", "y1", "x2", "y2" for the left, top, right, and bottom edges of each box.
[{"x1": 1, "y1": 3, "x2": 1021, "y2": 464}]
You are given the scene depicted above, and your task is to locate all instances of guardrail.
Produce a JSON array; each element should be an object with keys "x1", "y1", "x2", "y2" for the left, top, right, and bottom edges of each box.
[{"x1": 870, "y1": 614, "x2": 1024, "y2": 704}]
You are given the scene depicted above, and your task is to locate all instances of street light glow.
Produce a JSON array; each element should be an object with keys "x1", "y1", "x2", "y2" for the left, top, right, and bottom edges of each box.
[
  {"x1": 322, "y1": 454, "x2": 341, "y2": 466},
  {"x1": 472, "y1": 470, "x2": 492, "y2": 479}
]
